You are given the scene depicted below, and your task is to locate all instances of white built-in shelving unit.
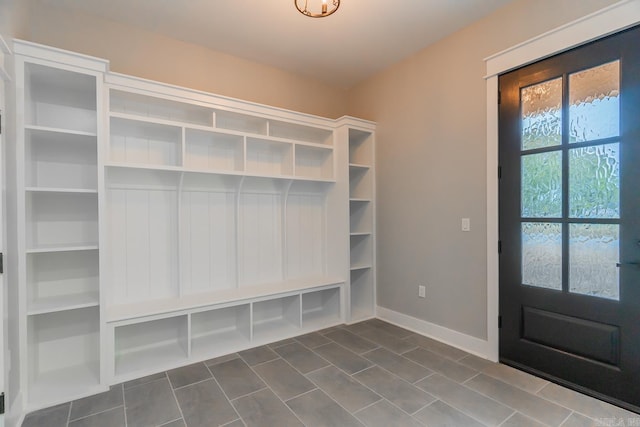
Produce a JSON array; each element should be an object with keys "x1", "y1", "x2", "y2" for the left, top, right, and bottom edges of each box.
[
  {"x1": 13, "y1": 43, "x2": 107, "y2": 411},
  {"x1": 8, "y1": 40, "x2": 375, "y2": 413},
  {"x1": 347, "y1": 127, "x2": 376, "y2": 322}
]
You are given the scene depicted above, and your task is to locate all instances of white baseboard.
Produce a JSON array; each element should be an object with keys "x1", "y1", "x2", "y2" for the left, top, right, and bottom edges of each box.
[{"x1": 376, "y1": 306, "x2": 497, "y2": 362}]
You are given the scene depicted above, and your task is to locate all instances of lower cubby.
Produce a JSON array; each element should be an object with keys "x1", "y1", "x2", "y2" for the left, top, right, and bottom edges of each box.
[
  {"x1": 302, "y1": 287, "x2": 341, "y2": 330},
  {"x1": 252, "y1": 295, "x2": 301, "y2": 342},
  {"x1": 191, "y1": 304, "x2": 251, "y2": 359},
  {"x1": 350, "y1": 268, "x2": 375, "y2": 322},
  {"x1": 109, "y1": 283, "x2": 343, "y2": 381},
  {"x1": 114, "y1": 315, "x2": 188, "y2": 377},
  {"x1": 28, "y1": 306, "x2": 100, "y2": 406}
]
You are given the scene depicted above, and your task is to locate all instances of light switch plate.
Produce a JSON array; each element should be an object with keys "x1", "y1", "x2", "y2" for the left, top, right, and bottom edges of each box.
[{"x1": 462, "y1": 218, "x2": 471, "y2": 232}]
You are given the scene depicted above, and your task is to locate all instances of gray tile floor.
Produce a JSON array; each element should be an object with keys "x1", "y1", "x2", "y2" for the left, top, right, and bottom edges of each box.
[{"x1": 23, "y1": 319, "x2": 639, "y2": 427}]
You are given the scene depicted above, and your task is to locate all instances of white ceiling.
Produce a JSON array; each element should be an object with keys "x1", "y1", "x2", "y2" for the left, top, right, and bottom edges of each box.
[{"x1": 35, "y1": 0, "x2": 515, "y2": 88}]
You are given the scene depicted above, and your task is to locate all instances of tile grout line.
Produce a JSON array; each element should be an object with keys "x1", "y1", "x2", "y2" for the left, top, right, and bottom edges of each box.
[
  {"x1": 243, "y1": 359, "x2": 311, "y2": 427},
  {"x1": 205, "y1": 363, "x2": 245, "y2": 425},
  {"x1": 167, "y1": 373, "x2": 188, "y2": 426},
  {"x1": 67, "y1": 405, "x2": 126, "y2": 424},
  {"x1": 122, "y1": 383, "x2": 129, "y2": 427},
  {"x1": 66, "y1": 401, "x2": 72, "y2": 427}
]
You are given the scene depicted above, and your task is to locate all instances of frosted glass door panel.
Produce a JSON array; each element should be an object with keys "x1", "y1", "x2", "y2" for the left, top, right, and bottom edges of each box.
[
  {"x1": 108, "y1": 189, "x2": 178, "y2": 305},
  {"x1": 238, "y1": 193, "x2": 283, "y2": 286},
  {"x1": 569, "y1": 61, "x2": 620, "y2": 143},
  {"x1": 521, "y1": 151, "x2": 562, "y2": 218},
  {"x1": 26, "y1": 192, "x2": 98, "y2": 249},
  {"x1": 26, "y1": 129, "x2": 97, "y2": 190},
  {"x1": 569, "y1": 144, "x2": 619, "y2": 219},
  {"x1": 521, "y1": 223, "x2": 562, "y2": 290},
  {"x1": 286, "y1": 193, "x2": 325, "y2": 279},
  {"x1": 570, "y1": 224, "x2": 619, "y2": 300},
  {"x1": 521, "y1": 78, "x2": 562, "y2": 150},
  {"x1": 181, "y1": 191, "x2": 236, "y2": 294}
]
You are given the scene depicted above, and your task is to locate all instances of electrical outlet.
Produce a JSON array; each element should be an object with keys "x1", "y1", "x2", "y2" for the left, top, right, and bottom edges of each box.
[{"x1": 418, "y1": 285, "x2": 426, "y2": 298}]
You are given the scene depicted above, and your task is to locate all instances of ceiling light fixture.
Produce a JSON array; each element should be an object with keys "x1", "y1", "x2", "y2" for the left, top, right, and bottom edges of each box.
[{"x1": 294, "y1": 0, "x2": 340, "y2": 18}]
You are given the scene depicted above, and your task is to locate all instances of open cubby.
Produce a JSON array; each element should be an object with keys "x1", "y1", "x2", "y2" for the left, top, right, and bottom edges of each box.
[
  {"x1": 238, "y1": 178, "x2": 286, "y2": 286},
  {"x1": 215, "y1": 110, "x2": 268, "y2": 135},
  {"x1": 25, "y1": 127, "x2": 97, "y2": 190},
  {"x1": 180, "y1": 173, "x2": 239, "y2": 295},
  {"x1": 286, "y1": 182, "x2": 327, "y2": 280},
  {"x1": 191, "y1": 305, "x2": 251, "y2": 359},
  {"x1": 110, "y1": 117, "x2": 182, "y2": 167},
  {"x1": 349, "y1": 166, "x2": 373, "y2": 200},
  {"x1": 26, "y1": 192, "x2": 98, "y2": 251},
  {"x1": 107, "y1": 168, "x2": 179, "y2": 306},
  {"x1": 348, "y1": 129, "x2": 373, "y2": 166},
  {"x1": 252, "y1": 295, "x2": 301, "y2": 342},
  {"x1": 27, "y1": 250, "x2": 99, "y2": 315},
  {"x1": 269, "y1": 120, "x2": 332, "y2": 145},
  {"x1": 110, "y1": 90, "x2": 214, "y2": 126},
  {"x1": 302, "y1": 287, "x2": 341, "y2": 330},
  {"x1": 246, "y1": 137, "x2": 293, "y2": 176},
  {"x1": 25, "y1": 63, "x2": 97, "y2": 134},
  {"x1": 184, "y1": 128, "x2": 244, "y2": 172},
  {"x1": 350, "y1": 234, "x2": 373, "y2": 270},
  {"x1": 114, "y1": 315, "x2": 188, "y2": 377},
  {"x1": 349, "y1": 200, "x2": 373, "y2": 235},
  {"x1": 350, "y1": 268, "x2": 374, "y2": 321},
  {"x1": 27, "y1": 307, "x2": 100, "y2": 405},
  {"x1": 295, "y1": 145, "x2": 333, "y2": 180}
]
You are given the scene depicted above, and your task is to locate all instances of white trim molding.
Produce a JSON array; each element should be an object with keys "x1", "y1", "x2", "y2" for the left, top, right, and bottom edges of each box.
[
  {"x1": 377, "y1": 306, "x2": 492, "y2": 358},
  {"x1": 485, "y1": 0, "x2": 640, "y2": 361},
  {"x1": 0, "y1": 35, "x2": 11, "y2": 82}
]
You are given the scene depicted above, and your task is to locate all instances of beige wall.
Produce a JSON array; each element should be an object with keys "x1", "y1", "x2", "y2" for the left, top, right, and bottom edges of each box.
[
  {"x1": 0, "y1": 0, "x2": 30, "y2": 39},
  {"x1": 347, "y1": 0, "x2": 618, "y2": 339},
  {"x1": 24, "y1": 1, "x2": 348, "y2": 119}
]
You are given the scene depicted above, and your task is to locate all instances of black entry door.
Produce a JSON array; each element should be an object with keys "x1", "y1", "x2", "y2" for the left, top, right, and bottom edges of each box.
[{"x1": 499, "y1": 25, "x2": 640, "y2": 412}]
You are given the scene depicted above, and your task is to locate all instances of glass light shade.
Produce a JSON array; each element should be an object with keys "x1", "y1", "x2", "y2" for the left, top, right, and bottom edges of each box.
[{"x1": 295, "y1": 0, "x2": 340, "y2": 18}]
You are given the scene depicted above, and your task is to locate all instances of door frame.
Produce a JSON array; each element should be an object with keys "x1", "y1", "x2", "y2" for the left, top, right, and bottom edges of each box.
[
  {"x1": 484, "y1": 0, "x2": 640, "y2": 362},
  {"x1": 0, "y1": 33, "x2": 10, "y2": 417}
]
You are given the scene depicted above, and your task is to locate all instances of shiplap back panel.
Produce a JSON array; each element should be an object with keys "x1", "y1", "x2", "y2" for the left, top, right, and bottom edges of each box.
[
  {"x1": 286, "y1": 194, "x2": 324, "y2": 279},
  {"x1": 238, "y1": 192, "x2": 282, "y2": 286},
  {"x1": 109, "y1": 188, "x2": 178, "y2": 305},
  {"x1": 181, "y1": 190, "x2": 236, "y2": 294}
]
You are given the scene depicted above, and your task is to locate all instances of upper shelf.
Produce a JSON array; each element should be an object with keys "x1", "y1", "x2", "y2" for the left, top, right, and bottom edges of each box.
[{"x1": 109, "y1": 89, "x2": 333, "y2": 146}]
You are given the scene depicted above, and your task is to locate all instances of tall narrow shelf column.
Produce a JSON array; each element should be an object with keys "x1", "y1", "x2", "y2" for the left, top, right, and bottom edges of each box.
[
  {"x1": 338, "y1": 118, "x2": 377, "y2": 323},
  {"x1": 12, "y1": 41, "x2": 108, "y2": 410}
]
